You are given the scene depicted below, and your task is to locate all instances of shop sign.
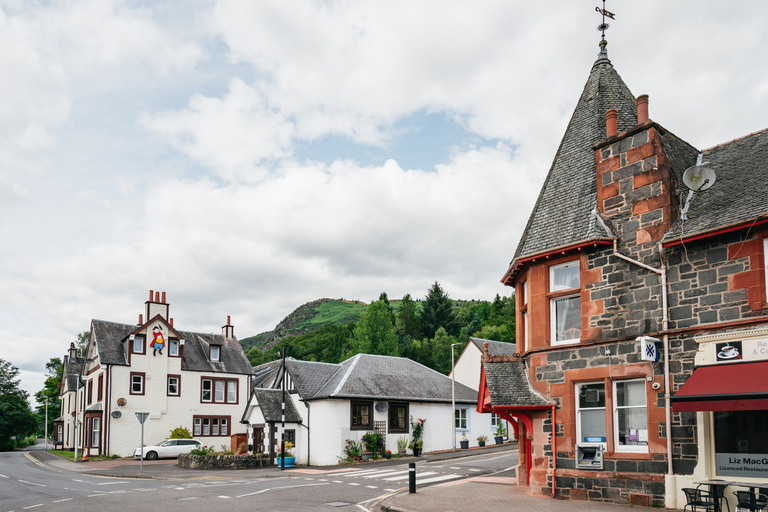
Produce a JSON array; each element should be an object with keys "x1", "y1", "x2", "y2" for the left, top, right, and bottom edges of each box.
[{"x1": 716, "y1": 453, "x2": 768, "y2": 477}]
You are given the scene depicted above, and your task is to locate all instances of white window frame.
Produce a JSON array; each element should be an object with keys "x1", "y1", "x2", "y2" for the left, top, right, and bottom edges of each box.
[
  {"x1": 612, "y1": 379, "x2": 649, "y2": 453},
  {"x1": 202, "y1": 379, "x2": 212, "y2": 402},
  {"x1": 194, "y1": 418, "x2": 201, "y2": 436},
  {"x1": 168, "y1": 376, "x2": 180, "y2": 396},
  {"x1": 227, "y1": 380, "x2": 237, "y2": 403},
  {"x1": 215, "y1": 380, "x2": 225, "y2": 402},
  {"x1": 169, "y1": 340, "x2": 179, "y2": 356},
  {"x1": 455, "y1": 408, "x2": 469, "y2": 431},
  {"x1": 550, "y1": 261, "x2": 581, "y2": 346},
  {"x1": 131, "y1": 374, "x2": 144, "y2": 394},
  {"x1": 210, "y1": 345, "x2": 220, "y2": 362},
  {"x1": 91, "y1": 417, "x2": 100, "y2": 447},
  {"x1": 132, "y1": 335, "x2": 144, "y2": 354},
  {"x1": 575, "y1": 382, "x2": 607, "y2": 447}
]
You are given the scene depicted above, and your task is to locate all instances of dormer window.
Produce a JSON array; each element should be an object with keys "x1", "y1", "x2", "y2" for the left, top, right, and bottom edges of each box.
[
  {"x1": 132, "y1": 335, "x2": 145, "y2": 354},
  {"x1": 549, "y1": 260, "x2": 581, "y2": 345},
  {"x1": 210, "y1": 345, "x2": 220, "y2": 362}
]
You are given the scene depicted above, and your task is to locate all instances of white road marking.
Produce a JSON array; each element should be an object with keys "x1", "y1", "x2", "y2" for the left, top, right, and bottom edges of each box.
[
  {"x1": 0, "y1": 474, "x2": 8, "y2": 478},
  {"x1": 366, "y1": 485, "x2": 378, "y2": 489},
  {"x1": 236, "y1": 482, "x2": 329, "y2": 498},
  {"x1": 53, "y1": 499, "x2": 73, "y2": 503},
  {"x1": 469, "y1": 468, "x2": 482, "y2": 472},
  {"x1": 333, "y1": 480, "x2": 343, "y2": 483},
  {"x1": 385, "y1": 488, "x2": 396, "y2": 492},
  {"x1": 98, "y1": 481, "x2": 127, "y2": 485},
  {"x1": 383, "y1": 471, "x2": 438, "y2": 481},
  {"x1": 18, "y1": 480, "x2": 46, "y2": 487},
  {"x1": 23, "y1": 505, "x2": 43, "y2": 510},
  {"x1": 362, "y1": 470, "x2": 407, "y2": 479},
  {"x1": 218, "y1": 496, "x2": 231, "y2": 499},
  {"x1": 349, "y1": 482, "x2": 360, "y2": 486},
  {"x1": 87, "y1": 494, "x2": 108, "y2": 497},
  {"x1": 418, "y1": 474, "x2": 463, "y2": 484}
]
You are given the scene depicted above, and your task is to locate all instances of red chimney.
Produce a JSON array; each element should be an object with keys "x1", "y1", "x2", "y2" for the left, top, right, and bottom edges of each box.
[
  {"x1": 605, "y1": 109, "x2": 618, "y2": 138},
  {"x1": 170, "y1": 318, "x2": 174, "y2": 327},
  {"x1": 138, "y1": 314, "x2": 143, "y2": 325},
  {"x1": 637, "y1": 95, "x2": 649, "y2": 124},
  {"x1": 227, "y1": 315, "x2": 231, "y2": 326},
  {"x1": 149, "y1": 289, "x2": 154, "y2": 300},
  {"x1": 161, "y1": 291, "x2": 166, "y2": 303},
  {"x1": 155, "y1": 291, "x2": 160, "y2": 302}
]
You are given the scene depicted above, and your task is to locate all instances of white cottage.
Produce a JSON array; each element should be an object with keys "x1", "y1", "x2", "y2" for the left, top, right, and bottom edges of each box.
[
  {"x1": 58, "y1": 290, "x2": 254, "y2": 458},
  {"x1": 242, "y1": 353, "x2": 499, "y2": 466}
]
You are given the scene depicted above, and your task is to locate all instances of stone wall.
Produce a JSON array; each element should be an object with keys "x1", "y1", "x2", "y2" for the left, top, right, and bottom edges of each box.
[{"x1": 178, "y1": 453, "x2": 271, "y2": 470}]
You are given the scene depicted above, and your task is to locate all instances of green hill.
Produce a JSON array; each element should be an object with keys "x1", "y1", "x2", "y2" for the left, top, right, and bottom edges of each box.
[{"x1": 238, "y1": 298, "x2": 369, "y2": 352}]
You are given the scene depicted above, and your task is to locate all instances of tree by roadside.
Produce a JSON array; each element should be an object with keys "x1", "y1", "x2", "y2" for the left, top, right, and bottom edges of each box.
[
  {"x1": 421, "y1": 281, "x2": 457, "y2": 339},
  {"x1": 0, "y1": 358, "x2": 38, "y2": 451},
  {"x1": 34, "y1": 357, "x2": 63, "y2": 437}
]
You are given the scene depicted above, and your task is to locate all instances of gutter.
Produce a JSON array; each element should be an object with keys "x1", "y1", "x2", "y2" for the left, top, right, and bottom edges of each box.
[{"x1": 613, "y1": 240, "x2": 673, "y2": 475}]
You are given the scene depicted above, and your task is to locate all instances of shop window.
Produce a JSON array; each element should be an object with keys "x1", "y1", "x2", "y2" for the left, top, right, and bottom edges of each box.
[
  {"x1": 130, "y1": 373, "x2": 145, "y2": 395},
  {"x1": 350, "y1": 400, "x2": 372, "y2": 430},
  {"x1": 613, "y1": 379, "x2": 648, "y2": 452},
  {"x1": 168, "y1": 375, "x2": 180, "y2": 396},
  {"x1": 576, "y1": 382, "x2": 606, "y2": 443},
  {"x1": 550, "y1": 261, "x2": 581, "y2": 345},
  {"x1": 388, "y1": 403, "x2": 409, "y2": 433},
  {"x1": 714, "y1": 410, "x2": 768, "y2": 478},
  {"x1": 455, "y1": 408, "x2": 469, "y2": 430}
]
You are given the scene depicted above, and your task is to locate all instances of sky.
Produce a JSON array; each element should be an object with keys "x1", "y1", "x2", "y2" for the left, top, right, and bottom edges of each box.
[{"x1": 2, "y1": 0, "x2": 767, "y2": 406}]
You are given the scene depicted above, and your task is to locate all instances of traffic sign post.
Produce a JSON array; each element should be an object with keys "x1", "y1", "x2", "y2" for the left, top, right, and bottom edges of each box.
[{"x1": 136, "y1": 413, "x2": 149, "y2": 475}]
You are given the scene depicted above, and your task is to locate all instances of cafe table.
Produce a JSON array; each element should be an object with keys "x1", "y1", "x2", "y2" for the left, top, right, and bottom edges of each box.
[
  {"x1": 693, "y1": 479, "x2": 734, "y2": 512},
  {"x1": 726, "y1": 481, "x2": 768, "y2": 511}
]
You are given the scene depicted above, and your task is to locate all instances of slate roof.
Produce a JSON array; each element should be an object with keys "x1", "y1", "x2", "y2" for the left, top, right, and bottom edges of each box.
[
  {"x1": 482, "y1": 360, "x2": 553, "y2": 408},
  {"x1": 511, "y1": 55, "x2": 638, "y2": 265},
  {"x1": 90, "y1": 319, "x2": 253, "y2": 375},
  {"x1": 253, "y1": 354, "x2": 477, "y2": 404},
  {"x1": 469, "y1": 337, "x2": 516, "y2": 357},
  {"x1": 248, "y1": 388, "x2": 303, "y2": 423},
  {"x1": 664, "y1": 128, "x2": 768, "y2": 242}
]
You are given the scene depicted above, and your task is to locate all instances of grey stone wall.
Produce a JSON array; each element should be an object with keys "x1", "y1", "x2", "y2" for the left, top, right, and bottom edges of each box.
[{"x1": 178, "y1": 453, "x2": 271, "y2": 469}]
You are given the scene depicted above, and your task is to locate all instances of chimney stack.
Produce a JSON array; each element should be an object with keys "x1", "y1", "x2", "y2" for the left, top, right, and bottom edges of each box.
[
  {"x1": 223, "y1": 316, "x2": 235, "y2": 340},
  {"x1": 637, "y1": 95, "x2": 649, "y2": 124},
  {"x1": 145, "y1": 289, "x2": 170, "y2": 321},
  {"x1": 69, "y1": 342, "x2": 77, "y2": 362},
  {"x1": 605, "y1": 109, "x2": 618, "y2": 138}
]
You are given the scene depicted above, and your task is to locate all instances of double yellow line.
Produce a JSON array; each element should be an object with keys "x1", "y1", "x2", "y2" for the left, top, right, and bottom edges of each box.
[{"x1": 359, "y1": 486, "x2": 408, "y2": 511}]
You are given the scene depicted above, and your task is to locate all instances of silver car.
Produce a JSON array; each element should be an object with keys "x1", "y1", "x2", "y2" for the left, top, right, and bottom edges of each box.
[{"x1": 133, "y1": 438, "x2": 203, "y2": 460}]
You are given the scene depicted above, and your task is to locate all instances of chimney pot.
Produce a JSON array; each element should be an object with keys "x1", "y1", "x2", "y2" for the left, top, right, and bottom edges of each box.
[
  {"x1": 155, "y1": 291, "x2": 160, "y2": 302},
  {"x1": 170, "y1": 318, "x2": 174, "y2": 327},
  {"x1": 161, "y1": 291, "x2": 166, "y2": 303},
  {"x1": 149, "y1": 289, "x2": 153, "y2": 300},
  {"x1": 138, "y1": 314, "x2": 143, "y2": 325},
  {"x1": 605, "y1": 108, "x2": 618, "y2": 138},
  {"x1": 637, "y1": 94, "x2": 649, "y2": 124},
  {"x1": 227, "y1": 315, "x2": 231, "y2": 326}
]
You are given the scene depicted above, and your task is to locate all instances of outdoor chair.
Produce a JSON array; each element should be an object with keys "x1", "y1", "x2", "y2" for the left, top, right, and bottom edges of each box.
[
  {"x1": 684, "y1": 488, "x2": 718, "y2": 512},
  {"x1": 698, "y1": 481, "x2": 731, "y2": 512},
  {"x1": 734, "y1": 491, "x2": 768, "y2": 512}
]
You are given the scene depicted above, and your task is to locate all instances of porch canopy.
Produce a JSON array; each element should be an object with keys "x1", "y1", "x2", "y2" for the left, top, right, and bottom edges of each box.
[{"x1": 671, "y1": 361, "x2": 768, "y2": 412}]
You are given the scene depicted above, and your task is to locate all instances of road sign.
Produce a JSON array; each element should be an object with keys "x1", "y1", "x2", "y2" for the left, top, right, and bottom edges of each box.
[{"x1": 135, "y1": 412, "x2": 149, "y2": 424}]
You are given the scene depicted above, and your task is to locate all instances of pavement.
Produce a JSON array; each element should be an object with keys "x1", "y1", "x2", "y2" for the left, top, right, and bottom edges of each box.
[{"x1": 31, "y1": 443, "x2": 639, "y2": 512}]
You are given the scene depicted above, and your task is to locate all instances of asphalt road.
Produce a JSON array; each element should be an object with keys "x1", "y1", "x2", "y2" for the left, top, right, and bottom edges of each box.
[{"x1": 0, "y1": 441, "x2": 518, "y2": 512}]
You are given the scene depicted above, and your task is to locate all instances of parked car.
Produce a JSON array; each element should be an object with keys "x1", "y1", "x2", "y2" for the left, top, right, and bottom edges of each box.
[{"x1": 133, "y1": 438, "x2": 203, "y2": 460}]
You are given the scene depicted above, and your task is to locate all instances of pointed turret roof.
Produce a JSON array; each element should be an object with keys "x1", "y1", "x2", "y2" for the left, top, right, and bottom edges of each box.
[{"x1": 508, "y1": 54, "x2": 638, "y2": 268}]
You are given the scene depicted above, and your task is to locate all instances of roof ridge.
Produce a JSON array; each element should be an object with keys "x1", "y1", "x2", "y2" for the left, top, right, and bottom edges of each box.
[
  {"x1": 330, "y1": 353, "x2": 361, "y2": 396},
  {"x1": 701, "y1": 126, "x2": 768, "y2": 153}
]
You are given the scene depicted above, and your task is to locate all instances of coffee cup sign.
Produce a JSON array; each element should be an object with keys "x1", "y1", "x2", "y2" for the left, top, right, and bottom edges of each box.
[{"x1": 717, "y1": 341, "x2": 742, "y2": 361}]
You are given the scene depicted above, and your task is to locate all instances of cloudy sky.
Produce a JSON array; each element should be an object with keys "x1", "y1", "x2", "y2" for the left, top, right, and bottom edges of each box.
[{"x1": 2, "y1": 0, "x2": 767, "y2": 404}]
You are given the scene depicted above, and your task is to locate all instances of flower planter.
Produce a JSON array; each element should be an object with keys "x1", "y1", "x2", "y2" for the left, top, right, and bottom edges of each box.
[
  {"x1": 398, "y1": 449, "x2": 407, "y2": 457},
  {"x1": 385, "y1": 453, "x2": 391, "y2": 459},
  {"x1": 276, "y1": 456, "x2": 295, "y2": 468},
  {"x1": 459, "y1": 440, "x2": 469, "y2": 449},
  {"x1": 494, "y1": 436, "x2": 504, "y2": 445},
  {"x1": 412, "y1": 447, "x2": 422, "y2": 457},
  {"x1": 478, "y1": 441, "x2": 485, "y2": 447},
  {"x1": 362, "y1": 452, "x2": 372, "y2": 460}
]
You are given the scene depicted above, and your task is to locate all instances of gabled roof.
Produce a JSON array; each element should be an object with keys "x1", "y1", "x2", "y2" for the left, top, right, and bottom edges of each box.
[
  {"x1": 248, "y1": 388, "x2": 303, "y2": 423},
  {"x1": 468, "y1": 337, "x2": 516, "y2": 357},
  {"x1": 254, "y1": 354, "x2": 477, "y2": 404},
  {"x1": 90, "y1": 319, "x2": 253, "y2": 375},
  {"x1": 481, "y1": 360, "x2": 552, "y2": 408},
  {"x1": 511, "y1": 55, "x2": 638, "y2": 265},
  {"x1": 664, "y1": 128, "x2": 768, "y2": 243}
]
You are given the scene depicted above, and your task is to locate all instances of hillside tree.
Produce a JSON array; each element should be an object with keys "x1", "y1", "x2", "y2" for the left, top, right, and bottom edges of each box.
[
  {"x1": 421, "y1": 281, "x2": 457, "y2": 339},
  {"x1": 348, "y1": 300, "x2": 398, "y2": 357}
]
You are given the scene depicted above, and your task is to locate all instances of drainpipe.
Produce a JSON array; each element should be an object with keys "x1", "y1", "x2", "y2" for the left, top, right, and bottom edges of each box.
[
  {"x1": 551, "y1": 404, "x2": 557, "y2": 498},
  {"x1": 612, "y1": 240, "x2": 673, "y2": 475}
]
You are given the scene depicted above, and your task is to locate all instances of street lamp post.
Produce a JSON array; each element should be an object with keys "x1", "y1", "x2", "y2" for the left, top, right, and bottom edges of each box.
[{"x1": 450, "y1": 342, "x2": 462, "y2": 452}]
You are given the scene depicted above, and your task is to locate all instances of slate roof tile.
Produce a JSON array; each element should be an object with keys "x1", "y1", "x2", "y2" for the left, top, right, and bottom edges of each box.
[{"x1": 482, "y1": 360, "x2": 552, "y2": 407}]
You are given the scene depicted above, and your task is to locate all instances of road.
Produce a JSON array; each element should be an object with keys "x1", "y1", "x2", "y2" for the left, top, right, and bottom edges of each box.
[{"x1": 0, "y1": 441, "x2": 517, "y2": 512}]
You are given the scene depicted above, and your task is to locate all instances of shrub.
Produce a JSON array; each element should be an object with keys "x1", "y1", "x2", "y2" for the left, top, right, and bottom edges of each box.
[
  {"x1": 341, "y1": 439, "x2": 362, "y2": 462},
  {"x1": 361, "y1": 432, "x2": 385, "y2": 456},
  {"x1": 169, "y1": 426, "x2": 193, "y2": 439},
  {"x1": 396, "y1": 436, "x2": 408, "y2": 450},
  {"x1": 190, "y1": 445, "x2": 214, "y2": 456},
  {"x1": 220, "y1": 444, "x2": 234, "y2": 456}
]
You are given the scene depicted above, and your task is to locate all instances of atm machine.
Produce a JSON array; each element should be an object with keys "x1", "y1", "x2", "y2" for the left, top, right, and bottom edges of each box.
[{"x1": 576, "y1": 444, "x2": 604, "y2": 470}]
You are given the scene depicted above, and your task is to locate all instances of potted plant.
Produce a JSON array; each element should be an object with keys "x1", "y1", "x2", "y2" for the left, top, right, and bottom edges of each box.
[
  {"x1": 494, "y1": 423, "x2": 507, "y2": 445},
  {"x1": 276, "y1": 442, "x2": 295, "y2": 468},
  {"x1": 409, "y1": 416, "x2": 426, "y2": 456},
  {"x1": 385, "y1": 450, "x2": 392, "y2": 459},
  {"x1": 396, "y1": 436, "x2": 408, "y2": 457},
  {"x1": 476, "y1": 435, "x2": 488, "y2": 447},
  {"x1": 459, "y1": 431, "x2": 469, "y2": 450}
]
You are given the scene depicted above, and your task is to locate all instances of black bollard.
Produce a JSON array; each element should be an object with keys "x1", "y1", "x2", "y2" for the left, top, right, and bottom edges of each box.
[{"x1": 409, "y1": 462, "x2": 416, "y2": 493}]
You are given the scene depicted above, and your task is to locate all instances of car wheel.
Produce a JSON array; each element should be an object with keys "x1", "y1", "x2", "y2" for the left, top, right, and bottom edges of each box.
[{"x1": 146, "y1": 451, "x2": 158, "y2": 461}]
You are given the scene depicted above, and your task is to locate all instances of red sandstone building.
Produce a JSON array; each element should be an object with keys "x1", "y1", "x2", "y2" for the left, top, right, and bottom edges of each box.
[{"x1": 478, "y1": 36, "x2": 768, "y2": 507}]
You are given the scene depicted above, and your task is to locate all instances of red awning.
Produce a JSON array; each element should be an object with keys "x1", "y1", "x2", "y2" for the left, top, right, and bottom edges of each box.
[{"x1": 671, "y1": 361, "x2": 768, "y2": 412}]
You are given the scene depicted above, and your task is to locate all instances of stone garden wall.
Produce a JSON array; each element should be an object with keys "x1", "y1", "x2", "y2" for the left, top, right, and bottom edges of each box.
[{"x1": 178, "y1": 453, "x2": 271, "y2": 470}]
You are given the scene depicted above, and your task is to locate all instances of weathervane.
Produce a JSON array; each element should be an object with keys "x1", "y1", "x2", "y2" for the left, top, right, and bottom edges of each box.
[{"x1": 595, "y1": 0, "x2": 615, "y2": 57}]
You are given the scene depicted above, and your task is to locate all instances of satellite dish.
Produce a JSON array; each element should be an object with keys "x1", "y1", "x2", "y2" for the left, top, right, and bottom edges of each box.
[
  {"x1": 374, "y1": 402, "x2": 390, "y2": 413},
  {"x1": 116, "y1": 397, "x2": 127, "y2": 407},
  {"x1": 111, "y1": 411, "x2": 122, "y2": 419},
  {"x1": 682, "y1": 165, "x2": 716, "y2": 191}
]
